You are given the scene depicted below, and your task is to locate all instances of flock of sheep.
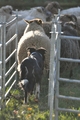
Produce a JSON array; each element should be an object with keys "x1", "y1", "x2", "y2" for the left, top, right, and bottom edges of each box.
[{"x1": 1, "y1": 1, "x2": 80, "y2": 77}]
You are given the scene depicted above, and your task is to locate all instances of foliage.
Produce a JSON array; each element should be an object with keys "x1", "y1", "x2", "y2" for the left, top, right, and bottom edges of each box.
[{"x1": 0, "y1": 93, "x2": 50, "y2": 120}]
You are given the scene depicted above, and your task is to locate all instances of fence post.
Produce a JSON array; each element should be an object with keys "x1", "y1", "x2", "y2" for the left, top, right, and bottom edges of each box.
[
  {"x1": 0, "y1": 25, "x2": 2, "y2": 110},
  {"x1": 15, "y1": 9, "x2": 18, "y2": 83},
  {"x1": 48, "y1": 17, "x2": 57, "y2": 120},
  {"x1": 54, "y1": 19, "x2": 61, "y2": 120},
  {"x1": 1, "y1": 16, "x2": 6, "y2": 108}
]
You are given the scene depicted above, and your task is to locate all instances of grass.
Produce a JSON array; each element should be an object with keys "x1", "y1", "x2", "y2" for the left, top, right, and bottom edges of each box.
[
  {"x1": 58, "y1": 63, "x2": 80, "y2": 120},
  {"x1": 0, "y1": 63, "x2": 80, "y2": 119}
]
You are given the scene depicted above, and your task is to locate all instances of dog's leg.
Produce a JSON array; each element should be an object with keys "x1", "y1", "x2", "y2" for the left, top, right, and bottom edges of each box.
[{"x1": 35, "y1": 83, "x2": 40, "y2": 99}]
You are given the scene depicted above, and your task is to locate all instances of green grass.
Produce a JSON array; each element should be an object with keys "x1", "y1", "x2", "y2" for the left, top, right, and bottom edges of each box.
[{"x1": 0, "y1": 64, "x2": 80, "y2": 119}]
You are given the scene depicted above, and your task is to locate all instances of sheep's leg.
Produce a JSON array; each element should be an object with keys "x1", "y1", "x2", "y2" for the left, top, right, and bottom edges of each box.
[{"x1": 35, "y1": 83, "x2": 40, "y2": 99}]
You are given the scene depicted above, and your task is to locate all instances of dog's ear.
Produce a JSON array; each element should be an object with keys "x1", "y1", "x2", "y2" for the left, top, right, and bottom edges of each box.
[
  {"x1": 27, "y1": 47, "x2": 36, "y2": 54},
  {"x1": 37, "y1": 47, "x2": 46, "y2": 60}
]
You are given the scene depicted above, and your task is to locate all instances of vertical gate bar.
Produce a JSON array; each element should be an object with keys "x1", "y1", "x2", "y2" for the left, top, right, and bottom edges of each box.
[
  {"x1": 2, "y1": 16, "x2": 6, "y2": 108},
  {"x1": 0, "y1": 25, "x2": 2, "y2": 110},
  {"x1": 15, "y1": 9, "x2": 18, "y2": 82},
  {"x1": 48, "y1": 19, "x2": 54, "y2": 106},
  {"x1": 54, "y1": 16, "x2": 61, "y2": 120},
  {"x1": 49, "y1": 18, "x2": 57, "y2": 120}
]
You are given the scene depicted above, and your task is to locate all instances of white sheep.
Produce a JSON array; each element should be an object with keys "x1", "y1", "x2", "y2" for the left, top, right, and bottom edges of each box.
[
  {"x1": 16, "y1": 6, "x2": 51, "y2": 22},
  {"x1": 61, "y1": 7, "x2": 80, "y2": 17},
  {"x1": 17, "y1": 18, "x2": 51, "y2": 70},
  {"x1": 0, "y1": 5, "x2": 15, "y2": 22},
  {"x1": 6, "y1": 6, "x2": 51, "y2": 56},
  {"x1": 6, "y1": 6, "x2": 50, "y2": 40}
]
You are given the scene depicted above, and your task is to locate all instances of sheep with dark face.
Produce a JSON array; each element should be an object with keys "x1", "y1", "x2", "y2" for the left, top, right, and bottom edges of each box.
[
  {"x1": 41, "y1": 14, "x2": 78, "y2": 39},
  {"x1": 45, "y1": 1, "x2": 61, "y2": 15},
  {"x1": 18, "y1": 47, "x2": 46, "y2": 103}
]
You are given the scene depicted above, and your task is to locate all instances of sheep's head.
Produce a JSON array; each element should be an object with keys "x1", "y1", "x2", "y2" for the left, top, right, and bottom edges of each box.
[
  {"x1": 62, "y1": 21, "x2": 78, "y2": 36},
  {"x1": 24, "y1": 18, "x2": 42, "y2": 25},
  {"x1": 24, "y1": 18, "x2": 44, "y2": 33},
  {"x1": 59, "y1": 14, "x2": 77, "y2": 24},
  {"x1": 45, "y1": 1, "x2": 61, "y2": 14},
  {"x1": 0, "y1": 5, "x2": 13, "y2": 14}
]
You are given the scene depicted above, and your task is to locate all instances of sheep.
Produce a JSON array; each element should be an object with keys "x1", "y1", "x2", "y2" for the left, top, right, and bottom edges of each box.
[
  {"x1": 18, "y1": 47, "x2": 46, "y2": 103},
  {"x1": 45, "y1": 1, "x2": 61, "y2": 15},
  {"x1": 42, "y1": 21, "x2": 52, "y2": 38},
  {"x1": 7, "y1": 6, "x2": 51, "y2": 35},
  {"x1": 59, "y1": 14, "x2": 77, "y2": 24},
  {"x1": 17, "y1": 18, "x2": 50, "y2": 71},
  {"x1": 60, "y1": 21, "x2": 80, "y2": 77},
  {"x1": 0, "y1": 5, "x2": 15, "y2": 22},
  {"x1": 61, "y1": 7, "x2": 80, "y2": 17},
  {"x1": 16, "y1": 6, "x2": 51, "y2": 22},
  {"x1": 41, "y1": 15, "x2": 80, "y2": 77},
  {"x1": 41, "y1": 14, "x2": 78, "y2": 39},
  {"x1": 6, "y1": 6, "x2": 51, "y2": 57}
]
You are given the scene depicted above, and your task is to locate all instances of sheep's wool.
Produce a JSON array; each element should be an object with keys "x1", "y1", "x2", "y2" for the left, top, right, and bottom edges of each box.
[{"x1": 17, "y1": 21, "x2": 51, "y2": 70}]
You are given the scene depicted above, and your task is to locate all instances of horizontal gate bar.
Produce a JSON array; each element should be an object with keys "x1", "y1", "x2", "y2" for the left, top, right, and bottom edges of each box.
[
  {"x1": 60, "y1": 35, "x2": 80, "y2": 40},
  {"x1": 5, "y1": 71, "x2": 16, "y2": 87},
  {"x1": 5, "y1": 62, "x2": 16, "y2": 77},
  {"x1": 57, "y1": 108, "x2": 80, "y2": 113},
  {"x1": 6, "y1": 34, "x2": 17, "y2": 46},
  {"x1": 5, "y1": 49, "x2": 16, "y2": 63},
  {"x1": 59, "y1": 57, "x2": 80, "y2": 63},
  {"x1": 5, "y1": 80, "x2": 16, "y2": 98},
  {"x1": 6, "y1": 17, "x2": 17, "y2": 27},
  {"x1": 58, "y1": 78, "x2": 80, "y2": 83},
  {"x1": 57, "y1": 95, "x2": 80, "y2": 101}
]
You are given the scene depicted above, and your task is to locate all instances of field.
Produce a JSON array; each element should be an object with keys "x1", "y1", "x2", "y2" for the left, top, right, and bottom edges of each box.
[{"x1": 0, "y1": 62, "x2": 80, "y2": 120}]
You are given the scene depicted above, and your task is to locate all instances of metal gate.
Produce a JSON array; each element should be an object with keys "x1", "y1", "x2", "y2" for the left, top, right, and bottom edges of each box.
[
  {"x1": 49, "y1": 12, "x2": 80, "y2": 120},
  {"x1": 0, "y1": 11, "x2": 18, "y2": 109}
]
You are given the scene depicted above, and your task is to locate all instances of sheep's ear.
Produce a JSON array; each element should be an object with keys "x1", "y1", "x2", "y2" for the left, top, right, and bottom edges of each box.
[
  {"x1": 36, "y1": 19, "x2": 42, "y2": 25},
  {"x1": 24, "y1": 19, "x2": 30, "y2": 24},
  {"x1": 27, "y1": 47, "x2": 36, "y2": 54},
  {"x1": 24, "y1": 19, "x2": 34, "y2": 24}
]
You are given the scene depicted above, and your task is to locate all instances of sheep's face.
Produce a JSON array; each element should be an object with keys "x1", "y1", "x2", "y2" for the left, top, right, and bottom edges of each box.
[
  {"x1": 62, "y1": 21, "x2": 78, "y2": 36},
  {"x1": 59, "y1": 14, "x2": 77, "y2": 24},
  {"x1": 45, "y1": 1, "x2": 61, "y2": 14},
  {"x1": 1, "y1": 5, "x2": 13, "y2": 15}
]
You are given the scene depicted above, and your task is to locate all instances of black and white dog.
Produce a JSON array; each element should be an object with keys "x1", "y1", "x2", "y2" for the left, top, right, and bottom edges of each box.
[{"x1": 18, "y1": 47, "x2": 46, "y2": 103}]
